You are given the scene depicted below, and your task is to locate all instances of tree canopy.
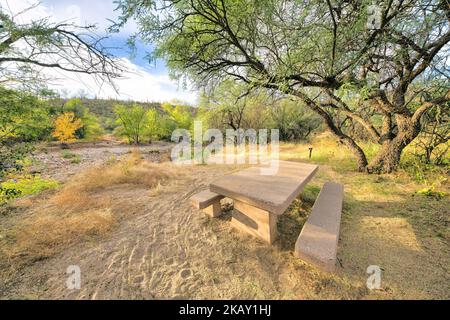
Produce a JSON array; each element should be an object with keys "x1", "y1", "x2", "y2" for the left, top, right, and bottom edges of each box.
[
  {"x1": 113, "y1": 0, "x2": 450, "y2": 173},
  {"x1": 0, "y1": 3, "x2": 122, "y2": 90}
]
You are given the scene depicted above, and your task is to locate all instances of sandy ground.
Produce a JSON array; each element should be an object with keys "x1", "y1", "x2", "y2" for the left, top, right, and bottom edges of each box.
[
  {"x1": 31, "y1": 141, "x2": 173, "y2": 182},
  {"x1": 0, "y1": 142, "x2": 448, "y2": 299}
]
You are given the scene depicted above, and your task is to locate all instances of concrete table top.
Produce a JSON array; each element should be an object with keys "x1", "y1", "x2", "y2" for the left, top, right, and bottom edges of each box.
[{"x1": 210, "y1": 161, "x2": 319, "y2": 215}]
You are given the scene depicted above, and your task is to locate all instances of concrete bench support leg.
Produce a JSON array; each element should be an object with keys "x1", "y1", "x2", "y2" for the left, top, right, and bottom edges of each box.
[
  {"x1": 231, "y1": 200, "x2": 278, "y2": 244},
  {"x1": 203, "y1": 201, "x2": 222, "y2": 218}
]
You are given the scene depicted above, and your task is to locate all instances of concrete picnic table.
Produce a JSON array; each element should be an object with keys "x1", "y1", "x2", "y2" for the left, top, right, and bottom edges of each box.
[{"x1": 210, "y1": 160, "x2": 319, "y2": 244}]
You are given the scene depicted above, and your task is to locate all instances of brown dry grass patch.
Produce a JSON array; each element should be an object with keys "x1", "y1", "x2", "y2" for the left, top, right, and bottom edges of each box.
[{"x1": 0, "y1": 150, "x2": 182, "y2": 275}]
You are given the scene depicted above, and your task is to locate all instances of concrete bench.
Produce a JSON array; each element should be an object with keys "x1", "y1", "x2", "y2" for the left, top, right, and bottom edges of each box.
[
  {"x1": 190, "y1": 190, "x2": 224, "y2": 217},
  {"x1": 295, "y1": 182, "x2": 344, "y2": 272}
]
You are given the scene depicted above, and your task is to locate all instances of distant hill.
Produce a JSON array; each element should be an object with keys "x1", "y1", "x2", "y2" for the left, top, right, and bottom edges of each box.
[{"x1": 50, "y1": 98, "x2": 164, "y2": 119}]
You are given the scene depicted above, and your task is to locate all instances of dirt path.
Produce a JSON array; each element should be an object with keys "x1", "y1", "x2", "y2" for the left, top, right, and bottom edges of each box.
[
  {"x1": 32, "y1": 141, "x2": 174, "y2": 182},
  {"x1": 5, "y1": 165, "x2": 238, "y2": 299}
]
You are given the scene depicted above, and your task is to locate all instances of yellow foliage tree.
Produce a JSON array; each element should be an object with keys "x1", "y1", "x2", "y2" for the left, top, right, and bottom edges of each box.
[{"x1": 52, "y1": 112, "x2": 83, "y2": 143}]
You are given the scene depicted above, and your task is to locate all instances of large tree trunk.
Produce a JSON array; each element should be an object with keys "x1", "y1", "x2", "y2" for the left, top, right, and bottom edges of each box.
[
  {"x1": 367, "y1": 140, "x2": 404, "y2": 173},
  {"x1": 367, "y1": 114, "x2": 420, "y2": 173}
]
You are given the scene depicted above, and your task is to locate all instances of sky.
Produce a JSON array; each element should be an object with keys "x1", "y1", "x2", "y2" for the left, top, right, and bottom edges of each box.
[{"x1": 0, "y1": 0, "x2": 198, "y2": 104}]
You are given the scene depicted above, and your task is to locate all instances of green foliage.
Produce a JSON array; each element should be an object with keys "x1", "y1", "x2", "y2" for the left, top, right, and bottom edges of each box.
[
  {"x1": 0, "y1": 143, "x2": 35, "y2": 177},
  {"x1": 63, "y1": 99, "x2": 104, "y2": 140},
  {"x1": 50, "y1": 98, "x2": 163, "y2": 132},
  {"x1": 61, "y1": 151, "x2": 77, "y2": 159},
  {"x1": 114, "y1": 104, "x2": 148, "y2": 144},
  {"x1": 144, "y1": 109, "x2": 173, "y2": 142},
  {"x1": 197, "y1": 80, "x2": 321, "y2": 140},
  {"x1": 268, "y1": 99, "x2": 322, "y2": 141},
  {"x1": 400, "y1": 153, "x2": 448, "y2": 185},
  {"x1": 0, "y1": 87, "x2": 53, "y2": 143},
  {"x1": 162, "y1": 102, "x2": 194, "y2": 130},
  {"x1": 0, "y1": 175, "x2": 59, "y2": 205},
  {"x1": 61, "y1": 151, "x2": 81, "y2": 164},
  {"x1": 417, "y1": 187, "x2": 446, "y2": 200},
  {"x1": 114, "y1": 102, "x2": 193, "y2": 144},
  {"x1": 0, "y1": 87, "x2": 52, "y2": 177},
  {"x1": 411, "y1": 104, "x2": 449, "y2": 165}
]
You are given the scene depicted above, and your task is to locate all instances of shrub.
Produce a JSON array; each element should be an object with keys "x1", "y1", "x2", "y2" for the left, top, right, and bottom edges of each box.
[
  {"x1": 0, "y1": 175, "x2": 59, "y2": 204},
  {"x1": 63, "y1": 98, "x2": 105, "y2": 141},
  {"x1": 52, "y1": 112, "x2": 83, "y2": 143}
]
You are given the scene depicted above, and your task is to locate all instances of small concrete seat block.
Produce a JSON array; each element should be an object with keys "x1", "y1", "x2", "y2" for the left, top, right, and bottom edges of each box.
[
  {"x1": 295, "y1": 182, "x2": 344, "y2": 272},
  {"x1": 190, "y1": 190, "x2": 224, "y2": 210}
]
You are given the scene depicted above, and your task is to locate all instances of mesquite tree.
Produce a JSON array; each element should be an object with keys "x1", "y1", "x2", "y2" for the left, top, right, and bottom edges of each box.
[
  {"x1": 113, "y1": 0, "x2": 449, "y2": 173},
  {"x1": 0, "y1": 3, "x2": 122, "y2": 90}
]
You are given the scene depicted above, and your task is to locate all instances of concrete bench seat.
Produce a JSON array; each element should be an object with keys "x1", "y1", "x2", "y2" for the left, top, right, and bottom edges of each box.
[
  {"x1": 295, "y1": 182, "x2": 344, "y2": 272},
  {"x1": 190, "y1": 190, "x2": 224, "y2": 217}
]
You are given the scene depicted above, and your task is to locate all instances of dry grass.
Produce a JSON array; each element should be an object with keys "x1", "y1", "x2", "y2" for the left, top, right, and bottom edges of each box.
[
  {"x1": 276, "y1": 138, "x2": 449, "y2": 299},
  {"x1": 59, "y1": 149, "x2": 179, "y2": 193},
  {"x1": 0, "y1": 150, "x2": 183, "y2": 275}
]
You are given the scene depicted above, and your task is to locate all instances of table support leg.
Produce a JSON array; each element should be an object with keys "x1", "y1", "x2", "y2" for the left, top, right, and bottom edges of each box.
[
  {"x1": 203, "y1": 201, "x2": 222, "y2": 218},
  {"x1": 231, "y1": 200, "x2": 278, "y2": 244}
]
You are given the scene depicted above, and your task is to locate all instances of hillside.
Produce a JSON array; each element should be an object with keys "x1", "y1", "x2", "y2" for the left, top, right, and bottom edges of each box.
[{"x1": 49, "y1": 98, "x2": 164, "y2": 119}]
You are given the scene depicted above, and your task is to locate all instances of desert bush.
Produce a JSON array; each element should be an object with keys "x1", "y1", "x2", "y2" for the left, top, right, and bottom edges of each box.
[
  {"x1": 114, "y1": 104, "x2": 178, "y2": 144},
  {"x1": 162, "y1": 102, "x2": 194, "y2": 131},
  {"x1": 62, "y1": 99, "x2": 104, "y2": 140},
  {"x1": 268, "y1": 99, "x2": 322, "y2": 142},
  {"x1": 143, "y1": 109, "x2": 174, "y2": 142},
  {"x1": 0, "y1": 175, "x2": 59, "y2": 205},
  {"x1": 0, "y1": 87, "x2": 54, "y2": 178},
  {"x1": 0, "y1": 142, "x2": 35, "y2": 178},
  {"x1": 114, "y1": 104, "x2": 148, "y2": 144},
  {"x1": 61, "y1": 151, "x2": 82, "y2": 164}
]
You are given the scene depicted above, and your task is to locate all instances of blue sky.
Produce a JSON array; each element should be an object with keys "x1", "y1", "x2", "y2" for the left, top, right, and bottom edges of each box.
[{"x1": 1, "y1": 0, "x2": 198, "y2": 103}]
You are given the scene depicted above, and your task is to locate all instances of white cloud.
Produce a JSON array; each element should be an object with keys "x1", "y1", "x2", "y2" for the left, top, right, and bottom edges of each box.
[
  {"x1": 1, "y1": 0, "x2": 136, "y2": 35},
  {"x1": 45, "y1": 58, "x2": 198, "y2": 104},
  {"x1": 0, "y1": 0, "x2": 198, "y2": 104}
]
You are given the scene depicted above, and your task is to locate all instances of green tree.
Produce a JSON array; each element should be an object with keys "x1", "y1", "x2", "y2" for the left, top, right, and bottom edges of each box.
[
  {"x1": 197, "y1": 80, "x2": 249, "y2": 131},
  {"x1": 114, "y1": 105, "x2": 148, "y2": 144},
  {"x1": 268, "y1": 99, "x2": 322, "y2": 142},
  {"x1": 143, "y1": 109, "x2": 173, "y2": 142},
  {"x1": 0, "y1": 87, "x2": 52, "y2": 142},
  {"x1": 114, "y1": 0, "x2": 450, "y2": 173},
  {"x1": 162, "y1": 102, "x2": 194, "y2": 130},
  {"x1": 0, "y1": 87, "x2": 53, "y2": 176}
]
